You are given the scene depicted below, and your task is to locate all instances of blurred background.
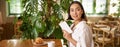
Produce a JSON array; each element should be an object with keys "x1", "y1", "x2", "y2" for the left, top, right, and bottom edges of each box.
[{"x1": 0, "y1": 0, "x2": 120, "y2": 47}]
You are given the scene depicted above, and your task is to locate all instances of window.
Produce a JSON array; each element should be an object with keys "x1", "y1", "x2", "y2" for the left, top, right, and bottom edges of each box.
[
  {"x1": 74, "y1": 0, "x2": 108, "y2": 16},
  {"x1": 82, "y1": 0, "x2": 93, "y2": 13},
  {"x1": 8, "y1": 0, "x2": 42, "y2": 16},
  {"x1": 9, "y1": 0, "x2": 108, "y2": 16},
  {"x1": 8, "y1": 0, "x2": 21, "y2": 15},
  {"x1": 96, "y1": 0, "x2": 107, "y2": 14},
  {"x1": 109, "y1": 0, "x2": 119, "y2": 16}
]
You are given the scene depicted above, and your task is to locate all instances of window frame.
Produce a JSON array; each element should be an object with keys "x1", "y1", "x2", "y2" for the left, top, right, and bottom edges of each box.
[
  {"x1": 8, "y1": 0, "x2": 109, "y2": 16},
  {"x1": 80, "y1": 0, "x2": 108, "y2": 15},
  {"x1": 8, "y1": 0, "x2": 21, "y2": 16}
]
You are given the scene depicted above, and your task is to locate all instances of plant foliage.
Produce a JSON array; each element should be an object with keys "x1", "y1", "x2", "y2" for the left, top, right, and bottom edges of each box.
[{"x1": 20, "y1": 0, "x2": 73, "y2": 39}]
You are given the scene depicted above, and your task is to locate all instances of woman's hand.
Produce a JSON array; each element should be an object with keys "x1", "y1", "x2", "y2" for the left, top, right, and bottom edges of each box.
[
  {"x1": 62, "y1": 30, "x2": 72, "y2": 41},
  {"x1": 62, "y1": 30, "x2": 77, "y2": 46}
]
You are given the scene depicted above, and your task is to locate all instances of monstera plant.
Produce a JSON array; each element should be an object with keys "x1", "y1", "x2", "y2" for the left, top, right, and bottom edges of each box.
[{"x1": 19, "y1": 0, "x2": 73, "y2": 39}]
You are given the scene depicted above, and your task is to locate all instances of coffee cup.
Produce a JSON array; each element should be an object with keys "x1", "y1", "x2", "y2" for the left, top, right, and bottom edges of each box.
[{"x1": 47, "y1": 41, "x2": 55, "y2": 47}]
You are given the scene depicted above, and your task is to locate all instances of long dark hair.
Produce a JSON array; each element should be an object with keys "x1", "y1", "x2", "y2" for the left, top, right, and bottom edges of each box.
[{"x1": 68, "y1": 1, "x2": 87, "y2": 21}]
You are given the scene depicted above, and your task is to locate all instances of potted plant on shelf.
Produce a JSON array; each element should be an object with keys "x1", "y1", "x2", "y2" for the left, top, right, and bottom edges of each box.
[{"x1": 19, "y1": 0, "x2": 73, "y2": 39}]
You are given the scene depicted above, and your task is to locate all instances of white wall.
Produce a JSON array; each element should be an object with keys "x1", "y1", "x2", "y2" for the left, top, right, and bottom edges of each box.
[{"x1": 0, "y1": 0, "x2": 6, "y2": 24}]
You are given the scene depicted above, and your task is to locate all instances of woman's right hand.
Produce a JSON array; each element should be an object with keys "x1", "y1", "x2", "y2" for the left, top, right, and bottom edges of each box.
[
  {"x1": 62, "y1": 30, "x2": 72, "y2": 41},
  {"x1": 62, "y1": 30, "x2": 77, "y2": 46}
]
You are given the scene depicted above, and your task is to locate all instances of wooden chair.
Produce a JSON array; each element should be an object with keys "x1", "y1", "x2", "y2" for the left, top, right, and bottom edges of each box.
[
  {"x1": 92, "y1": 27, "x2": 103, "y2": 41},
  {"x1": 0, "y1": 27, "x2": 3, "y2": 40},
  {"x1": 116, "y1": 32, "x2": 120, "y2": 45},
  {"x1": 95, "y1": 27, "x2": 117, "y2": 47},
  {"x1": 115, "y1": 24, "x2": 120, "y2": 45},
  {"x1": 13, "y1": 20, "x2": 23, "y2": 39},
  {"x1": 94, "y1": 42, "x2": 99, "y2": 47}
]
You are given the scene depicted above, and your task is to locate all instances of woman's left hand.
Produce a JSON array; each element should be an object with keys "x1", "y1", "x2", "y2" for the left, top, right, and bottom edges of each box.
[{"x1": 62, "y1": 30, "x2": 72, "y2": 41}]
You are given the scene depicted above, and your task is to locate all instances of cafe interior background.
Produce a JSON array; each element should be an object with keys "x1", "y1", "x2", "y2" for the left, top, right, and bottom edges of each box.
[{"x1": 0, "y1": 0, "x2": 120, "y2": 47}]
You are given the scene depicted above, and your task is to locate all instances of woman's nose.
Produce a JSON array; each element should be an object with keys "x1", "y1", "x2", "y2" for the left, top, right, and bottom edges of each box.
[{"x1": 74, "y1": 11, "x2": 77, "y2": 14}]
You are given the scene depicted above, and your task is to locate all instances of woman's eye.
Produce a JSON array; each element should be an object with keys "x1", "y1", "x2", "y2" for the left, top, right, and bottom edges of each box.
[
  {"x1": 77, "y1": 9, "x2": 80, "y2": 11},
  {"x1": 70, "y1": 9, "x2": 74, "y2": 12}
]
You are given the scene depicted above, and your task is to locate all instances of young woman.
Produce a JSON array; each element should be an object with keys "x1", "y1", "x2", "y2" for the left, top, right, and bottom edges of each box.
[{"x1": 62, "y1": 1, "x2": 94, "y2": 47}]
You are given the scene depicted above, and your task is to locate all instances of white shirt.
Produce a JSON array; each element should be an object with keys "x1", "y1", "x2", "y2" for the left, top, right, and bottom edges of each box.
[{"x1": 68, "y1": 21, "x2": 94, "y2": 47}]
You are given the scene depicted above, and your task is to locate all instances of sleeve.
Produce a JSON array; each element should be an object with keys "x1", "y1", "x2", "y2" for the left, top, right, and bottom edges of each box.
[{"x1": 76, "y1": 28, "x2": 92, "y2": 47}]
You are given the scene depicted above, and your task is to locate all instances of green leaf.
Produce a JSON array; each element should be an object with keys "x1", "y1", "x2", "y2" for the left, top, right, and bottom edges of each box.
[
  {"x1": 53, "y1": 27, "x2": 63, "y2": 39},
  {"x1": 35, "y1": 21, "x2": 46, "y2": 33},
  {"x1": 46, "y1": 26, "x2": 55, "y2": 37}
]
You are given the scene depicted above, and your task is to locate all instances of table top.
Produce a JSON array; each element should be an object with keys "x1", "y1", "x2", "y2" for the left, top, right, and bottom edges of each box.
[{"x1": 0, "y1": 39, "x2": 62, "y2": 47}]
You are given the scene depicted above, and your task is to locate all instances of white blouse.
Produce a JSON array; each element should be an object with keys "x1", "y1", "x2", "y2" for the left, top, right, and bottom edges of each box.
[{"x1": 68, "y1": 21, "x2": 94, "y2": 47}]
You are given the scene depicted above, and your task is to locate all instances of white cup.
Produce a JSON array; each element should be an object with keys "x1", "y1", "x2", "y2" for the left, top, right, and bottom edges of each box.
[{"x1": 48, "y1": 41, "x2": 55, "y2": 47}]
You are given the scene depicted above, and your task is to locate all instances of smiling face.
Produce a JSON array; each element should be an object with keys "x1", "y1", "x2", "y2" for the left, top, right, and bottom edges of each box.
[{"x1": 70, "y1": 3, "x2": 83, "y2": 21}]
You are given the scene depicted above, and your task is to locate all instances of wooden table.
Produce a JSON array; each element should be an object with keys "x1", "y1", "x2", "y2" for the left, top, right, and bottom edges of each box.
[{"x1": 0, "y1": 39, "x2": 62, "y2": 47}]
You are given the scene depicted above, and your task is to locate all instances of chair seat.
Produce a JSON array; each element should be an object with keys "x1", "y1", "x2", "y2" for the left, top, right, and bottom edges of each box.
[{"x1": 98, "y1": 37, "x2": 111, "y2": 42}]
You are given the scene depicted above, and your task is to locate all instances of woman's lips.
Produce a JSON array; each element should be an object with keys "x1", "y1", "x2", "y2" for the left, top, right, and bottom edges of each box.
[{"x1": 73, "y1": 15, "x2": 78, "y2": 17}]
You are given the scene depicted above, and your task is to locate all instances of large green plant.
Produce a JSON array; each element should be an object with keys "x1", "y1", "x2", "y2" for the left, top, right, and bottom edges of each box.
[{"x1": 20, "y1": 0, "x2": 72, "y2": 39}]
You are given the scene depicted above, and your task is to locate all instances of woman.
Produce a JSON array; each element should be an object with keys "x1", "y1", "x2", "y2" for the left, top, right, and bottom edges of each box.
[{"x1": 62, "y1": 1, "x2": 94, "y2": 47}]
